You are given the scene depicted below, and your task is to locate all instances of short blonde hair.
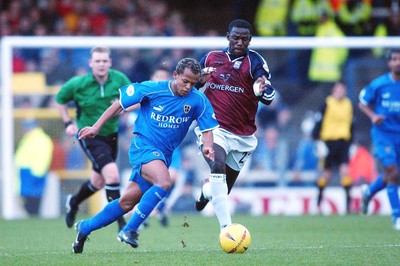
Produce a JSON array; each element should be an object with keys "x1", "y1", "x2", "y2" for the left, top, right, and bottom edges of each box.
[{"x1": 90, "y1": 46, "x2": 111, "y2": 57}]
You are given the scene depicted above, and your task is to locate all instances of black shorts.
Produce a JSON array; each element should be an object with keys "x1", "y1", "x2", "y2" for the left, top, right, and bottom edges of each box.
[
  {"x1": 324, "y1": 139, "x2": 350, "y2": 169},
  {"x1": 78, "y1": 133, "x2": 118, "y2": 173}
]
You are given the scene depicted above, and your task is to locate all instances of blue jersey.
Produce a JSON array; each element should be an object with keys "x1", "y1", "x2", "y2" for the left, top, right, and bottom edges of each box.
[
  {"x1": 119, "y1": 80, "x2": 219, "y2": 155},
  {"x1": 359, "y1": 73, "x2": 400, "y2": 133}
]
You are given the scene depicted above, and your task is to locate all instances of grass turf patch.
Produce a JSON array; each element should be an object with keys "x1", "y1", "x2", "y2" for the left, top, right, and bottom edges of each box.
[{"x1": 0, "y1": 214, "x2": 399, "y2": 265}]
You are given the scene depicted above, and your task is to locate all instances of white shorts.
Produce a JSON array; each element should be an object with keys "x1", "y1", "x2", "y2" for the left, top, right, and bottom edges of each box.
[{"x1": 195, "y1": 127, "x2": 257, "y2": 171}]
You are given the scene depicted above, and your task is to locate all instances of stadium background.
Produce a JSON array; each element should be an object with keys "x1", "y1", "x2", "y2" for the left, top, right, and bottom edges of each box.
[{"x1": 0, "y1": 0, "x2": 398, "y2": 218}]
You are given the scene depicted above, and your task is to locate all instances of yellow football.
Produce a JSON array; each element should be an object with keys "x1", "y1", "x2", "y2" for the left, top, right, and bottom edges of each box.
[{"x1": 219, "y1": 223, "x2": 251, "y2": 253}]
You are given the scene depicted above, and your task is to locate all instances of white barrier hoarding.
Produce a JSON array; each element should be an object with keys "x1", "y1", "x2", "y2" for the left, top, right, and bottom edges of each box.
[{"x1": 200, "y1": 187, "x2": 390, "y2": 216}]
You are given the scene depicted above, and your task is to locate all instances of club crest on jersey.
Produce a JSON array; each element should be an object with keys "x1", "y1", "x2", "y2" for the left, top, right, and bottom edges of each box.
[
  {"x1": 126, "y1": 84, "x2": 135, "y2": 96},
  {"x1": 152, "y1": 151, "x2": 160, "y2": 156},
  {"x1": 183, "y1": 105, "x2": 191, "y2": 114},
  {"x1": 233, "y1": 61, "x2": 242, "y2": 69},
  {"x1": 220, "y1": 73, "x2": 231, "y2": 82}
]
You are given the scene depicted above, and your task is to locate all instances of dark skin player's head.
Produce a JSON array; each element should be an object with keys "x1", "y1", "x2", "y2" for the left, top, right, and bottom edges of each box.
[
  {"x1": 388, "y1": 49, "x2": 400, "y2": 80},
  {"x1": 226, "y1": 19, "x2": 252, "y2": 57}
]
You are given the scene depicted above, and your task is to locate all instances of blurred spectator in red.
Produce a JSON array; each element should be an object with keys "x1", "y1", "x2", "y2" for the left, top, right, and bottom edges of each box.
[
  {"x1": 87, "y1": 0, "x2": 109, "y2": 36},
  {"x1": 348, "y1": 141, "x2": 377, "y2": 185},
  {"x1": 6, "y1": 0, "x2": 22, "y2": 32},
  {"x1": 13, "y1": 49, "x2": 26, "y2": 72},
  {"x1": 50, "y1": 139, "x2": 66, "y2": 171},
  {"x1": 56, "y1": 0, "x2": 74, "y2": 17}
]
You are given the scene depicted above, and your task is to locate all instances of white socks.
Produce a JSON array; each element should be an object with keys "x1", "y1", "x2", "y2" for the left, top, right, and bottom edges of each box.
[{"x1": 205, "y1": 173, "x2": 231, "y2": 230}]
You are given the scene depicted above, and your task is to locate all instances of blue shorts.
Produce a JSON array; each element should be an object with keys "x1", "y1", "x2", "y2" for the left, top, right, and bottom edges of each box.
[
  {"x1": 371, "y1": 127, "x2": 400, "y2": 167},
  {"x1": 128, "y1": 135, "x2": 172, "y2": 193}
]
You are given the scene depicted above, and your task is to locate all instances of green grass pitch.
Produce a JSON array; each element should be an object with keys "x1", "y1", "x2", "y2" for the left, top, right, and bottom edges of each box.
[{"x1": 1, "y1": 214, "x2": 399, "y2": 265}]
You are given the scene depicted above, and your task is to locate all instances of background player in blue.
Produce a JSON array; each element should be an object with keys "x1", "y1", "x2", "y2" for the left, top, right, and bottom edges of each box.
[
  {"x1": 71, "y1": 58, "x2": 219, "y2": 253},
  {"x1": 358, "y1": 49, "x2": 400, "y2": 229},
  {"x1": 194, "y1": 19, "x2": 276, "y2": 230}
]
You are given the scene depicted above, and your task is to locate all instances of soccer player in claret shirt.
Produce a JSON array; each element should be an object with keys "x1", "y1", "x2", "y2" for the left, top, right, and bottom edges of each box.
[
  {"x1": 72, "y1": 58, "x2": 218, "y2": 253},
  {"x1": 194, "y1": 19, "x2": 276, "y2": 230},
  {"x1": 358, "y1": 49, "x2": 400, "y2": 230}
]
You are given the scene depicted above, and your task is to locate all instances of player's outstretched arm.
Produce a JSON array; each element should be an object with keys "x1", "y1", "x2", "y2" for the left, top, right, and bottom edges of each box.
[
  {"x1": 195, "y1": 67, "x2": 216, "y2": 89},
  {"x1": 79, "y1": 101, "x2": 123, "y2": 139},
  {"x1": 201, "y1": 130, "x2": 215, "y2": 161}
]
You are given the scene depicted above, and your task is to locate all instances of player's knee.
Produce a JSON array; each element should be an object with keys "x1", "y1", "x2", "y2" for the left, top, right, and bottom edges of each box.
[
  {"x1": 103, "y1": 170, "x2": 120, "y2": 184},
  {"x1": 156, "y1": 178, "x2": 173, "y2": 191},
  {"x1": 101, "y1": 163, "x2": 120, "y2": 183},
  {"x1": 90, "y1": 176, "x2": 105, "y2": 189},
  {"x1": 119, "y1": 197, "x2": 135, "y2": 212}
]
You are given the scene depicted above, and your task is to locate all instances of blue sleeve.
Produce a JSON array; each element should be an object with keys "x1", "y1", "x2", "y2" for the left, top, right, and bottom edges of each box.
[
  {"x1": 119, "y1": 81, "x2": 158, "y2": 110},
  {"x1": 359, "y1": 82, "x2": 376, "y2": 106},
  {"x1": 198, "y1": 53, "x2": 207, "y2": 68},
  {"x1": 119, "y1": 83, "x2": 142, "y2": 110},
  {"x1": 249, "y1": 51, "x2": 271, "y2": 80}
]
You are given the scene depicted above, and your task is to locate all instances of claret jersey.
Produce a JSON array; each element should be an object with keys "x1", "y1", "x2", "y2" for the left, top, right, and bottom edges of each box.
[
  {"x1": 119, "y1": 80, "x2": 219, "y2": 154},
  {"x1": 199, "y1": 48, "x2": 270, "y2": 136}
]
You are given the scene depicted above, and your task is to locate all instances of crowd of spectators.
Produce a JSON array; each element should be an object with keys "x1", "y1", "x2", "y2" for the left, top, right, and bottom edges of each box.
[
  {"x1": 2, "y1": 0, "x2": 204, "y2": 84},
  {"x1": 1, "y1": 0, "x2": 196, "y2": 37},
  {"x1": 2, "y1": 1, "x2": 398, "y2": 38},
  {"x1": 2, "y1": 0, "x2": 399, "y2": 85}
]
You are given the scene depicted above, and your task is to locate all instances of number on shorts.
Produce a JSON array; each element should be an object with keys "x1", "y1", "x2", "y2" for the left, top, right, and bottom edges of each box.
[{"x1": 239, "y1": 152, "x2": 250, "y2": 164}]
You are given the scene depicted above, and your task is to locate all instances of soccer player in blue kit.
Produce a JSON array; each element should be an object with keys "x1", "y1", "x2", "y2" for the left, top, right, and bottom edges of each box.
[
  {"x1": 358, "y1": 49, "x2": 400, "y2": 230},
  {"x1": 72, "y1": 58, "x2": 219, "y2": 253},
  {"x1": 194, "y1": 19, "x2": 276, "y2": 230}
]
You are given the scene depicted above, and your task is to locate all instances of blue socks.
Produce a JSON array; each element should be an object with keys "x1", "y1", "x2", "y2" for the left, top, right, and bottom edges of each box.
[
  {"x1": 79, "y1": 186, "x2": 168, "y2": 235},
  {"x1": 124, "y1": 185, "x2": 168, "y2": 232},
  {"x1": 367, "y1": 174, "x2": 385, "y2": 198},
  {"x1": 386, "y1": 184, "x2": 400, "y2": 218},
  {"x1": 80, "y1": 199, "x2": 126, "y2": 236},
  {"x1": 157, "y1": 189, "x2": 172, "y2": 213}
]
